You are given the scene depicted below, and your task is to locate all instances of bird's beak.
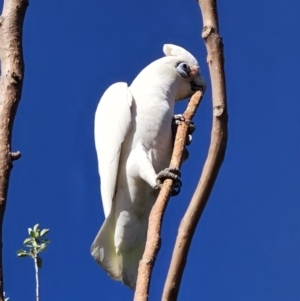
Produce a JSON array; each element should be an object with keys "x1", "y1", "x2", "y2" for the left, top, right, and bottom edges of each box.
[
  {"x1": 190, "y1": 75, "x2": 206, "y2": 92},
  {"x1": 189, "y1": 65, "x2": 206, "y2": 93},
  {"x1": 188, "y1": 65, "x2": 199, "y2": 81}
]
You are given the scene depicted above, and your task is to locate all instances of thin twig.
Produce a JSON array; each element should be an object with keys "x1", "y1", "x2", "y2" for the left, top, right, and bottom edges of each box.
[
  {"x1": 34, "y1": 256, "x2": 40, "y2": 301},
  {"x1": 0, "y1": 0, "x2": 28, "y2": 299},
  {"x1": 162, "y1": 1, "x2": 228, "y2": 300},
  {"x1": 134, "y1": 91, "x2": 204, "y2": 301}
]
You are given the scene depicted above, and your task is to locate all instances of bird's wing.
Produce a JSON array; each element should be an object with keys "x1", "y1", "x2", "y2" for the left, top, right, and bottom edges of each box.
[{"x1": 95, "y1": 82, "x2": 133, "y2": 217}]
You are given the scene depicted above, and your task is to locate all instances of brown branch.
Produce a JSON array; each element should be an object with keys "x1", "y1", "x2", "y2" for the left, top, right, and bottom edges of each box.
[
  {"x1": 0, "y1": 0, "x2": 28, "y2": 299},
  {"x1": 134, "y1": 91, "x2": 204, "y2": 301},
  {"x1": 161, "y1": 0, "x2": 228, "y2": 300}
]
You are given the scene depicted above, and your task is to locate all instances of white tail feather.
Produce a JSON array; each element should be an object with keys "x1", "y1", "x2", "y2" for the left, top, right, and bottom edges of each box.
[{"x1": 91, "y1": 213, "x2": 121, "y2": 280}]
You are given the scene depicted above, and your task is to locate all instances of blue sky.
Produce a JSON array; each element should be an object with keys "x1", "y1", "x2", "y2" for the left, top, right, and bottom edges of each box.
[{"x1": 2, "y1": 0, "x2": 300, "y2": 300}]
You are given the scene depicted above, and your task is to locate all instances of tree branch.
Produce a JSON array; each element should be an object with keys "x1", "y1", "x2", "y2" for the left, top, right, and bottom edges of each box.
[
  {"x1": 0, "y1": 0, "x2": 28, "y2": 299},
  {"x1": 134, "y1": 91, "x2": 204, "y2": 301},
  {"x1": 34, "y1": 256, "x2": 39, "y2": 301},
  {"x1": 162, "y1": 0, "x2": 228, "y2": 300}
]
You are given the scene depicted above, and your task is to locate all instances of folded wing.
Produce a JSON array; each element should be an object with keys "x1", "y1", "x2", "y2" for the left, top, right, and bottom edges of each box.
[
  {"x1": 94, "y1": 82, "x2": 133, "y2": 217},
  {"x1": 92, "y1": 82, "x2": 133, "y2": 279}
]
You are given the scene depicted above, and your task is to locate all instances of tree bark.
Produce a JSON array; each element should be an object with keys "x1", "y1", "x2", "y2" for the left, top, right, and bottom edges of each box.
[
  {"x1": 162, "y1": 0, "x2": 228, "y2": 300},
  {"x1": 134, "y1": 91, "x2": 204, "y2": 301},
  {"x1": 0, "y1": 0, "x2": 28, "y2": 299}
]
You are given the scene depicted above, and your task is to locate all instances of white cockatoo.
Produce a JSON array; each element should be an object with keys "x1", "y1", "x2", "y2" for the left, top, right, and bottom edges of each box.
[{"x1": 91, "y1": 44, "x2": 205, "y2": 289}]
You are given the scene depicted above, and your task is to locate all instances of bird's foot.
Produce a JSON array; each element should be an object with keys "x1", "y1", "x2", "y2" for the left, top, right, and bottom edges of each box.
[
  {"x1": 155, "y1": 168, "x2": 182, "y2": 196},
  {"x1": 172, "y1": 114, "x2": 195, "y2": 145}
]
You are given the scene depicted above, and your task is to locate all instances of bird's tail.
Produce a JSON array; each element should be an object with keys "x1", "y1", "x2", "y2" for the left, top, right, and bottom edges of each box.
[
  {"x1": 91, "y1": 212, "x2": 147, "y2": 290},
  {"x1": 91, "y1": 212, "x2": 121, "y2": 281}
]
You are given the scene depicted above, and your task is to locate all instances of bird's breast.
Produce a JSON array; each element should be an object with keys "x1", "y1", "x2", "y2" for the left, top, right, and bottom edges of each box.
[{"x1": 133, "y1": 98, "x2": 174, "y2": 171}]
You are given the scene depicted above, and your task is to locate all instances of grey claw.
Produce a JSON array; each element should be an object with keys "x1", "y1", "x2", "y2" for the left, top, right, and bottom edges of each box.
[
  {"x1": 188, "y1": 122, "x2": 196, "y2": 134},
  {"x1": 185, "y1": 121, "x2": 195, "y2": 145},
  {"x1": 186, "y1": 134, "x2": 192, "y2": 146},
  {"x1": 155, "y1": 168, "x2": 182, "y2": 196},
  {"x1": 182, "y1": 148, "x2": 189, "y2": 162},
  {"x1": 173, "y1": 114, "x2": 185, "y2": 125},
  {"x1": 172, "y1": 115, "x2": 196, "y2": 138}
]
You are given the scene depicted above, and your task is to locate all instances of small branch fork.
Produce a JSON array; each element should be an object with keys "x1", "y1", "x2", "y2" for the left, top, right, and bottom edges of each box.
[
  {"x1": 134, "y1": 91, "x2": 204, "y2": 301},
  {"x1": 162, "y1": 0, "x2": 228, "y2": 300},
  {"x1": 0, "y1": 0, "x2": 28, "y2": 299}
]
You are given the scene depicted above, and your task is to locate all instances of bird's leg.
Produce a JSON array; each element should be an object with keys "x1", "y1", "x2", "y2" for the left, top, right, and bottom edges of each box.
[
  {"x1": 172, "y1": 114, "x2": 196, "y2": 161},
  {"x1": 155, "y1": 168, "x2": 182, "y2": 196}
]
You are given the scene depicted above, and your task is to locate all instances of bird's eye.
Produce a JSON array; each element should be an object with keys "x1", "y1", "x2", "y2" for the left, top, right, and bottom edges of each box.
[
  {"x1": 181, "y1": 63, "x2": 188, "y2": 70},
  {"x1": 176, "y1": 62, "x2": 190, "y2": 78}
]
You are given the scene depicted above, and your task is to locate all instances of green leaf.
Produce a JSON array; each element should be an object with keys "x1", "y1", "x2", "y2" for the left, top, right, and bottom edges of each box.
[
  {"x1": 40, "y1": 229, "x2": 49, "y2": 237},
  {"x1": 36, "y1": 256, "x2": 42, "y2": 268},
  {"x1": 39, "y1": 243, "x2": 47, "y2": 252},
  {"x1": 17, "y1": 248, "x2": 27, "y2": 253},
  {"x1": 31, "y1": 230, "x2": 40, "y2": 239},
  {"x1": 30, "y1": 230, "x2": 36, "y2": 238},
  {"x1": 28, "y1": 228, "x2": 32, "y2": 235},
  {"x1": 23, "y1": 238, "x2": 32, "y2": 246},
  {"x1": 17, "y1": 253, "x2": 29, "y2": 258},
  {"x1": 43, "y1": 238, "x2": 50, "y2": 244},
  {"x1": 17, "y1": 250, "x2": 29, "y2": 257},
  {"x1": 33, "y1": 224, "x2": 39, "y2": 232}
]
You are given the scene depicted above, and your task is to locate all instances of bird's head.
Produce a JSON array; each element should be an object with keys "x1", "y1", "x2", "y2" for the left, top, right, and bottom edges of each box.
[{"x1": 162, "y1": 44, "x2": 206, "y2": 101}]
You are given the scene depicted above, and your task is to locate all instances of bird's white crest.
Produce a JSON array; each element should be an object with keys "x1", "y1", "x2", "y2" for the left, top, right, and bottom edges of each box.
[{"x1": 163, "y1": 44, "x2": 199, "y2": 67}]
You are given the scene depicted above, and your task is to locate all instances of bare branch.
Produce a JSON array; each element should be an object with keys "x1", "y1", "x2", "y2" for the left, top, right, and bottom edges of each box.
[
  {"x1": 34, "y1": 256, "x2": 40, "y2": 301},
  {"x1": 0, "y1": 0, "x2": 29, "y2": 299},
  {"x1": 162, "y1": 0, "x2": 228, "y2": 300},
  {"x1": 134, "y1": 91, "x2": 204, "y2": 301}
]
